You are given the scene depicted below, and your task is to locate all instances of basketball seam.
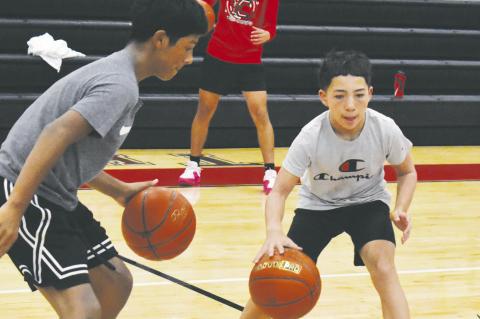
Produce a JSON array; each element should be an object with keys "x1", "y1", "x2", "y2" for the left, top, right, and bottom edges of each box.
[
  {"x1": 140, "y1": 188, "x2": 160, "y2": 259},
  {"x1": 142, "y1": 233, "x2": 193, "y2": 258},
  {"x1": 147, "y1": 190, "x2": 177, "y2": 233},
  {"x1": 123, "y1": 190, "x2": 178, "y2": 234},
  {"x1": 126, "y1": 215, "x2": 195, "y2": 248},
  {"x1": 296, "y1": 253, "x2": 321, "y2": 298},
  {"x1": 281, "y1": 248, "x2": 321, "y2": 299},
  {"x1": 251, "y1": 276, "x2": 317, "y2": 307},
  {"x1": 122, "y1": 191, "x2": 149, "y2": 234}
]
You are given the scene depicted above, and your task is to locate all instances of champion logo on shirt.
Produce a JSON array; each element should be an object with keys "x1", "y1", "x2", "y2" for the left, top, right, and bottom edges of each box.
[
  {"x1": 119, "y1": 126, "x2": 132, "y2": 136},
  {"x1": 339, "y1": 159, "x2": 365, "y2": 172},
  {"x1": 314, "y1": 173, "x2": 371, "y2": 182},
  {"x1": 314, "y1": 159, "x2": 371, "y2": 182}
]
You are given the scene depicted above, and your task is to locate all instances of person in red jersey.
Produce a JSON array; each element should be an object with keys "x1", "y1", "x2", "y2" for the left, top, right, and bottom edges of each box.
[{"x1": 179, "y1": 0, "x2": 280, "y2": 194}]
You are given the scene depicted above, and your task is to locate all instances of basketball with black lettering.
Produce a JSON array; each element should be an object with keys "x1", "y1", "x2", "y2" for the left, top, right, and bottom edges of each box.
[
  {"x1": 122, "y1": 187, "x2": 196, "y2": 260},
  {"x1": 249, "y1": 248, "x2": 321, "y2": 319}
]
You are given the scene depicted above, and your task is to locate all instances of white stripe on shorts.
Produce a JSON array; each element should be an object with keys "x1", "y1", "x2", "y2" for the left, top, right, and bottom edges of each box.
[{"x1": 3, "y1": 179, "x2": 89, "y2": 283}]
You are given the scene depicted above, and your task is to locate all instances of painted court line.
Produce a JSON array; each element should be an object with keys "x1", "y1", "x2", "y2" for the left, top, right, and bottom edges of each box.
[
  {"x1": 1, "y1": 265, "x2": 479, "y2": 295},
  {"x1": 90, "y1": 163, "x2": 480, "y2": 189}
]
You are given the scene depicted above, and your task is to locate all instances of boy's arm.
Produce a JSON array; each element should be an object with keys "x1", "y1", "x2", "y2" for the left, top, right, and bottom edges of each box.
[
  {"x1": 391, "y1": 153, "x2": 417, "y2": 244},
  {"x1": 0, "y1": 110, "x2": 93, "y2": 256},
  {"x1": 261, "y1": 0, "x2": 279, "y2": 40},
  {"x1": 253, "y1": 167, "x2": 301, "y2": 262},
  {"x1": 202, "y1": 0, "x2": 217, "y2": 9},
  {"x1": 251, "y1": 0, "x2": 279, "y2": 45},
  {"x1": 87, "y1": 171, "x2": 158, "y2": 207}
]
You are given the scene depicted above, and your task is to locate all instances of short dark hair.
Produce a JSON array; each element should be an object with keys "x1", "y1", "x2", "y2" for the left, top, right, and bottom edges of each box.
[
  {"x1": 318, "y1": 50, "x2": 372, "y2": 90},
  {"x1": 130, "y1": 0, "x2": 208, "y2": 44}
]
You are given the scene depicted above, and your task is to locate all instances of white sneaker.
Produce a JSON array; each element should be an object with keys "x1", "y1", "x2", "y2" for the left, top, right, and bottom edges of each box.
[
  {"x1": 263, "y1": 169, "x2": 277, "y2": 194},
  {"x1": 178, "y1": 161, "x2": 201, "y2": 186}
]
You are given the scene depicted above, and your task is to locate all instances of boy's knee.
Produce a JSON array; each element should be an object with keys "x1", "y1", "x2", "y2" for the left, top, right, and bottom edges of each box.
[
  {"x1": 119, "y1": 265, "x2": 134, "y2": 297},
  {"x1": 197, "y1": 101, "x2": 218, "y2": 118},
  {"x1": 83, "y1": 300, "x2": 102, "y2": 319},
  {"x1": 111, "y1": 259, "x2": 134, "y2": 299},
  {"x1": 59, "y1": 296, "x2": 102, "y2": 319},
  {"x1": 249, "y1": 108, "x2": 270, "y2": 125},
  {"x1": 368, "y1": 258, "x2": 396, "y2": 280}
]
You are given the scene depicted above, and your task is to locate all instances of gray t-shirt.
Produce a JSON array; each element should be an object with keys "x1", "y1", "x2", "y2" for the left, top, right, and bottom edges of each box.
[
  {"x1": 0, "y1": 48, "x2": 141, "y2": 211},
  {"x1": 282, "y1": 108, "x2": 412, "y2": 211}
]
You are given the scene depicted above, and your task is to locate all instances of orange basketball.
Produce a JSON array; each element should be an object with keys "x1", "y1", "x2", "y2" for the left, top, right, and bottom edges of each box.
[
  {"x1": 249, "y1": 248, "x2": 321, "y2": 319},
  {"x1": 197, "y1": 0, "x2": 215, "y2": 32},
  {"x1": 122, "y1": 187, "x2": 196, "y2": 261}
]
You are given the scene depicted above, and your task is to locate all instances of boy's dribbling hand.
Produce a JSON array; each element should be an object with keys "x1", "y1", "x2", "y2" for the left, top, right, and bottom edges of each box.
[
  {"x1": 0, "y1": 203, "x2": 23, "y2": 257},
  {"x1": 391, "y1": 209, "x2": 412, "y2": 244},
  {"x1": 253, "y1": 230, "x2": 302, "y2": 263},
  {"x1": 115, "y1": 179, "x2": 159, "y2": 207},
  {"x1": 250, "y1": 27, "x2": 270, "y2": 45}
]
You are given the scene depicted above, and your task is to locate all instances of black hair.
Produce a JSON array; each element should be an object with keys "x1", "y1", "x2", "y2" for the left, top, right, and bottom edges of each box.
[
  {"x1": 318, "y1": 50, "x2": 372, "y2": 90},
  {"x1": 130, "y1": 0, "x2": 208, "y2": 44}
]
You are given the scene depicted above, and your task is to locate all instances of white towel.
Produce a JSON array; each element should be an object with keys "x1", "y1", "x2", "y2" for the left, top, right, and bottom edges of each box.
[{"x1": 27, "y1": 33, "x2": 85, "y2": 72}]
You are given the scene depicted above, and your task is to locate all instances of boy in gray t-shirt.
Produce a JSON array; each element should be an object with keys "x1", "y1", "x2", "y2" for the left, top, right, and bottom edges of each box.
[
  {"x1": 0, "y1": 0, "x2": 210, "y2": 317},
  {"x1": 241, "y1": 51, "x2": 417, "y2": 319}
]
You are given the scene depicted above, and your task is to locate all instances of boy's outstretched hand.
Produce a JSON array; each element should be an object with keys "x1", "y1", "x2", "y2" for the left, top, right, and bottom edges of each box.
[
  {"x1": 250, "y1": 26, "x2": 270, "y2": 45},
  {"x1": 253, "y1": 230, "x2": 302, "y2": 263},
  {"x1": 391, "y1": 209, "x2": 412, "y2": 244},
  {"x1": 114, "y1": 179, "x2": 159, "y2": 207}
]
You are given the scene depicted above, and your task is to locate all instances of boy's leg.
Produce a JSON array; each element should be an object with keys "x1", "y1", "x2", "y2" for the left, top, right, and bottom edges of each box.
[
  {"x1": 239, "y1": 298, "x2": 270, "y2": 319},
  {"x1": 243, "y1": 90, "x2": 276, "y2": 193},
  {"x1": 344, "y1": 201, "x2": 409, "y2": 318},
  {"x1": 242, "y1": 91, "x2": 274, "y2": 164},
  {"x1": 39, "y1": 258, "x2": 132, "y2": 319},
  {"x1": 38, "y1": 284, "x2": 102, "y2": 319},
  {"x1": 179, "y1": 89, "x2": 221, "y2": 186},
  {"x1": 74, "y1": 202, "x2": 133, "y2": 319},
  {"x1": 89, "y1": 256, "x2": 133, "y2": 319},
  {"x1": 190, "y1": 89, "x2": 222, "y2": 157},
  {"x1": 360, "y1": 240, "x2": 410, "y2": 319}
]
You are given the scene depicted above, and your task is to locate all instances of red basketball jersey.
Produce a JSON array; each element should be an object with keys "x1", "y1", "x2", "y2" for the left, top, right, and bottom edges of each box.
[{"x1": 204, "y1": 0, "x2": 279, "y2": 64}]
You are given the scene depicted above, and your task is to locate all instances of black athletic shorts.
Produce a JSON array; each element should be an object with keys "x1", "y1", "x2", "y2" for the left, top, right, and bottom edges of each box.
[
  {"x1": 1, "y1": 178, "x2": 118, "y2": 291},
  {"x1": 199, "y1": 54, "x2": 267, "y2": 95},
  {"x1": 287, "y1": 201, "x2": 395, "y2": 266}
]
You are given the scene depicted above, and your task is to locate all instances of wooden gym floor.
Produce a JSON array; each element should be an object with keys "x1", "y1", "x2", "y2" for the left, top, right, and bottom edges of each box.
[{"x1": 0, "y1": 146, "x2": 479, "y2": 318}]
